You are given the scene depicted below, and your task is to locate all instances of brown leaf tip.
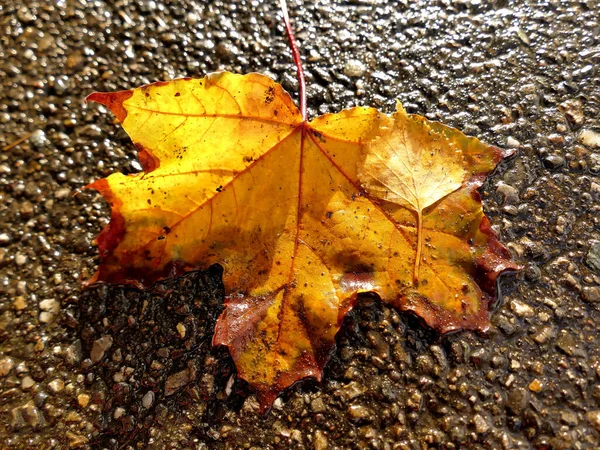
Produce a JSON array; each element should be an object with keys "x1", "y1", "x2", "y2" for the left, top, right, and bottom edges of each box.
[
  {"x1": 86, "y1": 90, "x2": 134, "y2": 123},
  {"x1": 491, "y1": 144, "x2": 517, "y2": 163},
  {"x1": 401, "y1": 291, "x2": 491, "y2": 335}
]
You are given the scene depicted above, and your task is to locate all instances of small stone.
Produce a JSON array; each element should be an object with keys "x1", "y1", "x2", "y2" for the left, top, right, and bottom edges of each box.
[
  {"x1": 165, "y1": 363, "x2": 196, "y2": 396},
  {"x1": 348, "y1": 404, "x2": 372, "y2": 421},
  {"x1": 515, "y1": 27, "x2": 530, "y2": 45},
  {"x1": 273, "y1": 420, "x2": 291, "y2": 437},
  {"x1": 39, "y1": 299, "x2": 60, "y2": 323},
  {"x1": 343, "y1": 59, "x2": 366, "y2": 77},
  {"x1": 586, "y1": 411, "x2": 600, "y2": 431},
  {"x1": 496, "y1": 182, "x2": 519, "y2": 204},
  {"x1": 90, "y1": 336, "x2": 113, "y2": 363},
  {"x1": 586, "y1": 242, "x2": 600, "y2": 274},
  {"x1": 560, "y1": 410, "x2": 578, "y2": 425},
  {"x1": 340, "y1": 381, "x2": 366, "y2": 400},
  {"x1": 64, "y1": 341, "x2": 82, "y2": 366},
  {"x1": 55, "y1": 188, "x2": 71, "y2": 200},
  {"x1": 13, "y1": 296, "x2": 27, "y2": 311},
  {"x1": 291, "y1": 429, "x2": 303, "y2": 443},
  {"x1": 66, "y1": 431, "x2": 89, "y2": 447},
  {"x1": 10, "y1": 406, "x2": 24, "y2": 430},
  {"x1": 15, "y1": 253, "x2": 28, "y2": 266},
  {"x1": 543, "y1": 154, "x2": 565, "y2": 169},
  {"x1": 17, "y1": 7, "x2": 36, "y2": 23},
  {"x1": 48, "y1": 378, "x2": 65, "y2": 393},
  {"x1": 591, "y1": 153, "x2": 600, "y2": 173},
  {"x1": 506, "y1": 387, "x2": 529, "y2": 415},
  {"x1": 215, "y1": 41, "x2": 239, "y2": 60},
  {"x1": 34, "y1": 340, "x2": 45, "y2": 352},
  {"x1": 559, "y1": 99, "x2": 584, "y2": 126},
  {"x1": 579, "y1": 129, "x2": 600, "y2": 148},
  {"x1": 548, "y1": 134, "x2": 565, "y2": 146},
  {"x1": 528, "y1": 379, "x2": 543, "y2": 392},
  {"x1": 77, "y1": 394, "x2": 90, "y2": 408},
  {"x1": 406, "y1": 388, "x2": 423, "y2": 410},
  {"x1": 582, "y1": 286, "x2": 600, "y2": 303},
  {"x1": 142, "y1": 391, "x2": 155, "y2": 408},
  {"x1": 510, "y1": 299, "x2": 534, "y2": 318},
  {"x1": 176, "y1": 322, "x2": 186, "y2": 338},
  {"x1": 311, "y1": 397, "x2": 326, "y2": 413},
  {"x1": 0, "y1": 233, "x2": 11, "y2": 245},
  {"x1": 20, "y1": 201, "x2": 34, "y2": 218},
  {"x1": 531, "y1": 325, "x2": 555, "y2": 344},
  {"x1": 64, "y1": 411, "x2": 82, "y2": 423},
  {"x1": 39, "y1": 312, "x2": 56, "y2": 324},
  {"x1": 79, "y1": 124, "x2": 102, "y2": 138},
  {"x1": 66, "y1": 50, "x2": 84, "y2": 69},
  {"x1": 313, "y1": 430, "x2": 328, "y2": 450},
  {"x1": 39, "y1": 299, "x2": 60, "y2": 313},
  {"x1": 473, "y1": 414, "x2": 490, "y2": 434},
  {"x1": 54, "y1": 76, "x2": 69, "y2": 95},
  {"x1": 308, "y1": 49, "x2": 322, "y2": 62},
  {"x1": 186, "y1": 12, "x2": 199, "y2": 25},
  {"x1": 29, "y1": 129, "x2": 48, "y2": 149},
  {"x1": 242, "y1": 396, "x2": 260, "y2": 413},
  {"x1": 506, "y1": 137, "x2": 520, "y2": 148},
  {"x1": 224, "y1": 374, "x2": 234, "y2": 396},
  {"x1": 21, "y1": 376, "x2": 36, "y2": 390},
  {"x1": 20, "y1": 402, "x2": 43, "y2": 428},
  {"x1": 114, "y1": 407, "x2": 125, "y2": 419},
  {"x1": 556, "y1": 330, "x2": 587, "y2": 357},
  {"x1": 0, "y1": 356, "x2": 15, "y2": 376}
]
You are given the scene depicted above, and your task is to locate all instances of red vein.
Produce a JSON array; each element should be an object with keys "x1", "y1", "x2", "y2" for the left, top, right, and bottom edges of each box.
[
  {"x1": 126, "y1": 105, "x2": 296, "y2": 126},
  {"x1": 130, "y1": 126, "x2": 302, "y2": 255},
  {"x1": 276, "y1": 124, "x2": 306, "y2": 343},
  {"x1": 307, "y1": 129, "x2": 366, "y2": 145},
  {"x1": 157, "y1": 117, "x2": 188, "y2": 143},
  {"x1": 414, "y1": 210, "x2": 423, "y2": 287}
]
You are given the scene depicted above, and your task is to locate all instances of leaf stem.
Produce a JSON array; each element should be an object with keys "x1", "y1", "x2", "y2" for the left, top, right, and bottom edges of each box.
[
  {"x1": 413, "y1": 210, "x2": 423, "y2": 287},
  {"x1": 279, "y1": 0, "x2": 307, "y2": 121}
]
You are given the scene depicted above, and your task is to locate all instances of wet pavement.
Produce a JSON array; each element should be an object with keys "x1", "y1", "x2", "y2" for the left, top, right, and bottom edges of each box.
[{"x1": 1, "y1": 0, "x2": 600, "y2": 448}]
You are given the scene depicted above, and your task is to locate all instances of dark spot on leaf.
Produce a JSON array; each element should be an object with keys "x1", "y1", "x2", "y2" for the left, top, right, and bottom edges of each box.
[{"x1": 264, "y1": 86, "x2": 275, "y2": 104}]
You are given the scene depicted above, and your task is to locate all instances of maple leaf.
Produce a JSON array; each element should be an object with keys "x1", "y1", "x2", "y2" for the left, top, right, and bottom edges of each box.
[
  {"x1": 86, "y1": 72, "x2": 518, "y2": 410},
  {"x1": 84, "y1": 1, "x2": 519, "y2": 412}
]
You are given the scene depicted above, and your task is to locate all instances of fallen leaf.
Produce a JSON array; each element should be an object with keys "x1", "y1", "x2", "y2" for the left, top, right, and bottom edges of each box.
[{"x1": 86, "y1": 71, "x2": 518, "y2": 411}]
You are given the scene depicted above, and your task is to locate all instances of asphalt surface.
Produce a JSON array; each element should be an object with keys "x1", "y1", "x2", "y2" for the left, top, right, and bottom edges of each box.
[{"x1": 1, "y1": 0, "x2": 600, "y2": 448}]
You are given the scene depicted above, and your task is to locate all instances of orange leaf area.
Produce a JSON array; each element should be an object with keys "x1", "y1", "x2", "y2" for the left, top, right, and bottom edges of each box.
[{"x1": 86, "y1": 72, "x2": 519, "y2": 411}]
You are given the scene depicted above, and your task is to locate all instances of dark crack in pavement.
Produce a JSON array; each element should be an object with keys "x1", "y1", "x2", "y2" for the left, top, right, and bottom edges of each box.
[{"x1": 1, "y1": 0, "x2": 600, "y2": 449}]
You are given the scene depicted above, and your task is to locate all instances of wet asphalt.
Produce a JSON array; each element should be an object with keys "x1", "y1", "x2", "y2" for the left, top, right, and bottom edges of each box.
[{"x1": 1, "y1": 0, "x2": 600, "y2": 449}]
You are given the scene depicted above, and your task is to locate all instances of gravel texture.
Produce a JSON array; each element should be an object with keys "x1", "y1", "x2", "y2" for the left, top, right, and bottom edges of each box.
[{"x1": 1, "y1": 0, "x2": 600, "y2": 448}]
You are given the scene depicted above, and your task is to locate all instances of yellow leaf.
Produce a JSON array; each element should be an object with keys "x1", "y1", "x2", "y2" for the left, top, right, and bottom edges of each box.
[{"x1": 86, "y1": 72, "x2": 519, "y2": 411}]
